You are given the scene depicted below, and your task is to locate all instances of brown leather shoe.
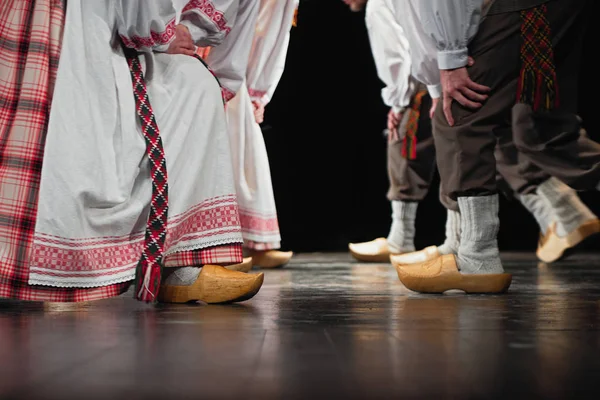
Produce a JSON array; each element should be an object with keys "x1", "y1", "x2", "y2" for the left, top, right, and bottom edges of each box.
[
  {"x1": 537, "y1": 219, "x2": 600, "y2": 263},
  {"x1": 390, "y1": 246, "x2": 440, "y2": 268},
  {"x1": 158, "y1": 265, "x2": 264, "y2": 304},
  {"x1": 396, "y1": 254, "x2": 512, "y2": 294},
  {"x1": 225, "y1": 257, "x2": 253, "y2": 273},
  {"x1": 348, "y1": 238, "x2": 400, "y2": 262}
]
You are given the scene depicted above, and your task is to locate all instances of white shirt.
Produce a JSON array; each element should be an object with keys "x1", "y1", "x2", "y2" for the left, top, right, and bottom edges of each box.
[
  {"x1": 365, "y1": 0, "x2": 417, "y2": 112},
  {"x1": 246, "y1": 0, "x2": 298, "y2": 106},
  {"x1": 390, "y1": 0, "x2": 443, "y2": 98},
  {"x1": 417, "y1": 0, "x2": 486, "y2": 70}
]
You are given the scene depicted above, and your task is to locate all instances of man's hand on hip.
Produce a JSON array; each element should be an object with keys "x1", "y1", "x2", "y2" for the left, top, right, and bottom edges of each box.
[{"x1": 440, "y1": 57, "x2": 490, "y2": 126}]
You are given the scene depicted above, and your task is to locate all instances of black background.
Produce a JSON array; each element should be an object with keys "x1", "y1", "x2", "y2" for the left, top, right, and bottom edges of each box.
[{"x1": 261, "y1": 0, "x2": 600, "y2": 252}]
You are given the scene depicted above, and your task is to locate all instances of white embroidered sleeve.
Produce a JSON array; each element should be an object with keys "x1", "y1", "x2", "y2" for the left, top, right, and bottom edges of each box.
[
  {"x1": 114, "y1": 0, "x2": 177, "y2": 53},
  {"x1": 205, "y1": 0, "x2": 260, "y2": 102},
  {"x1": 178, "y1": 0, "x2": 238, "y2": 47}
]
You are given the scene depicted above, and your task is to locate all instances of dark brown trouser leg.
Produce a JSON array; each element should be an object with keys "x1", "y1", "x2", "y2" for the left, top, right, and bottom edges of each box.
[
  {"x1": 495, "y1": 132, "x2": 550, "y2": 196},
  {"x1": 512, "y1": 109, "x2": 600, "y2": 190},
  {"x1": 387, "y1": 94, "x2": 437, "y2": 202},
  {"x1": 433, "y1": 10, "x2": 522, "y2": 199}
]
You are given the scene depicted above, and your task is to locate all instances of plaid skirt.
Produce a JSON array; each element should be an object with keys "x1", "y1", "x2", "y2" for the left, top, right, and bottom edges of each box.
[{"x1": 0, "y1": 0, "x2": 131, "y2": 301}]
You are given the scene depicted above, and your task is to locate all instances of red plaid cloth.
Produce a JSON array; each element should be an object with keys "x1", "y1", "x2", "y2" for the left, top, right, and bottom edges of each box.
[
  {"x1": 0, "y1": 0, "x2": 129, "y2": 302},
  {"x1": 402, "y1": 90, "x2": 427, "y2": 160},
  {"x1": 0, "y1": 0, "x2": 243, "y2": 302},
  {"x1": 517, "y1": 4, "x2": 559, "y2": 111},
  {"x1": 164, "y1": 244, "x2": 242, "y2": 268}
]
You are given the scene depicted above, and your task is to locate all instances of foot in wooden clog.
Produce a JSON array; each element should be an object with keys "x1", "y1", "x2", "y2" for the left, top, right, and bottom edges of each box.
[
  {"x1": 390, "y1": 246, "x2": 440, "y2": 269},
  {"x1": 224, "y1": 257, "x2": 253, "y2": 273},
  {"x1": 348, "y1": 238, "x2": 399, "y2": 263},
  {"x1": 396, "y1": 254, "x2": 512, "y2": 294},
  {"x1": 158, "y1": 265, "x2": 264, "y2": 304},
  {"x1": 250, "y1": 250, "x2": 293, "y2": 269},
  {"x1": 537, "y1": 219, "x2": 600, "y2": 263}
]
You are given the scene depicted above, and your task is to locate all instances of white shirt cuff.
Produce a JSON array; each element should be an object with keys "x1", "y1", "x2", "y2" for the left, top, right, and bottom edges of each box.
[
  {"x1": 438, "y1": 48, "x2": 469, "y2": 70},
  {"x1": 427, "y1": 84, "x2": 442, "y2": 99},
  {"x1": 392, "y1": 105, "x2": 407, "y2": 115}
]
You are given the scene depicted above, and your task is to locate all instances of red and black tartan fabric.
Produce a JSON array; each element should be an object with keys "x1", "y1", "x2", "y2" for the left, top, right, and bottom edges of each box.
[
  {"x1": 402, "y1": 90, "x2": 427, "y2": 160},
  {"x1": 517, "y1": 4, "x2": 559, "y2": 111},
  {"x1": 122, "y1": 46, "x2": 169, "y2": 303},
  {"x1": 0, "y1": 0, "x2": 130, "y2": 302}
]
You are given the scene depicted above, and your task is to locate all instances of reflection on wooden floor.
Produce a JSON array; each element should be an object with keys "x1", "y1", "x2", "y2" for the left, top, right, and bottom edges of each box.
[{"x1": 0, "y1": 252, "x2": 599, "y2": 399}]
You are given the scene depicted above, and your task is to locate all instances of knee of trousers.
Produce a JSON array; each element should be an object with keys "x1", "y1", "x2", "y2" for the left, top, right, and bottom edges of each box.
[{"x1": 434, "y1": 131, "x2": 498, "y2": 199}]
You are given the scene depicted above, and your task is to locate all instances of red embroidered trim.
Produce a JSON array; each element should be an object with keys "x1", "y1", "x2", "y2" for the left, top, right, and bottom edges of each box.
[
  {"x1": 120, "y1": 18, "x2": 176, "y2": 50},
  {"x1": 248, "y1": 88, "x2": 267, "y2": 99},
  {"x1": 182, "y1": 0, "x2": 232, "y2": 35},
  {"x1": 239, "y1": 209, "x2": 280, "y2": 235},
  {"x1": 28, "y1": 244, "x2": 244, "y2": 278},
  {"x1": 222, "y1": 86, "x2": 236, "y2": 103},
  {"x1": 29, "y1": 196, "x2": 242, "y2": 274}
]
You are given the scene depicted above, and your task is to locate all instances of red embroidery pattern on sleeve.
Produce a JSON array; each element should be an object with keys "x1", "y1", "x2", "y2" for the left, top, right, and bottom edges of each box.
[
  {"x1": 120, "y1": 18, "x2": 176, "y2": 50},
  {"x1": 247, "y1": 88, "x2": 267, "y2": 99},
  {"x1": 181, "y1": 0, "x2": 232, "y2": 35}
]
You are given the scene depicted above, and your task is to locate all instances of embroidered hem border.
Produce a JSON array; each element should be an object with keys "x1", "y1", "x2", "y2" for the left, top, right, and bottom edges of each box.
[
  {"x1": 28, "y1": 195, "x2": 242, "y2": 287},
  {"x1": 239, "y1": 208, "x2": 280, "y2": 236}
]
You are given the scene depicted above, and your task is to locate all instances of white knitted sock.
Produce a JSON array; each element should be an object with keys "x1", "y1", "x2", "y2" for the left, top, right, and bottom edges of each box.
[
  {"x1": 437, "y1": 209, "x2": 461, "y2": 255},
  {"x1": 537, "y1": 178, "x2": 597, "y2": 237},
  {"x1": 164, "y1": 267, "x2": 201, "y2": 286},
  {"x1": 457, "y1": 195, "x2": 504, "y2": 275},
  {"x1": 386, "y1": 201, "x2": 418, "y2": 253}
]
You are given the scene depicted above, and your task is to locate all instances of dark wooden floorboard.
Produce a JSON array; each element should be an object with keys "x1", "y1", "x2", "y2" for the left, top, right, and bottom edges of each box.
[{"x1": 1, "y1": 252, "x2": 599, "y2": 399}]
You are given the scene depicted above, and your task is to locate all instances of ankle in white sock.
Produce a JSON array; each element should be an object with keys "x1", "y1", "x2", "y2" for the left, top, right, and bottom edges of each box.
[
  {"x1": 457, "y1": 195, "x2": 504, "y2": 275},
  {"x1": 164, "y1": 267, "x2": 201, "y2": 286},
  {"x1": 437, "y1": 209, "x2": 460, "y2": 255},
  {"x1": 387, "y1": 201, "x2": 418, "y2": 253},
  {"x1": 537, "y1": 177, "x2": 597, "y2": 237}
]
